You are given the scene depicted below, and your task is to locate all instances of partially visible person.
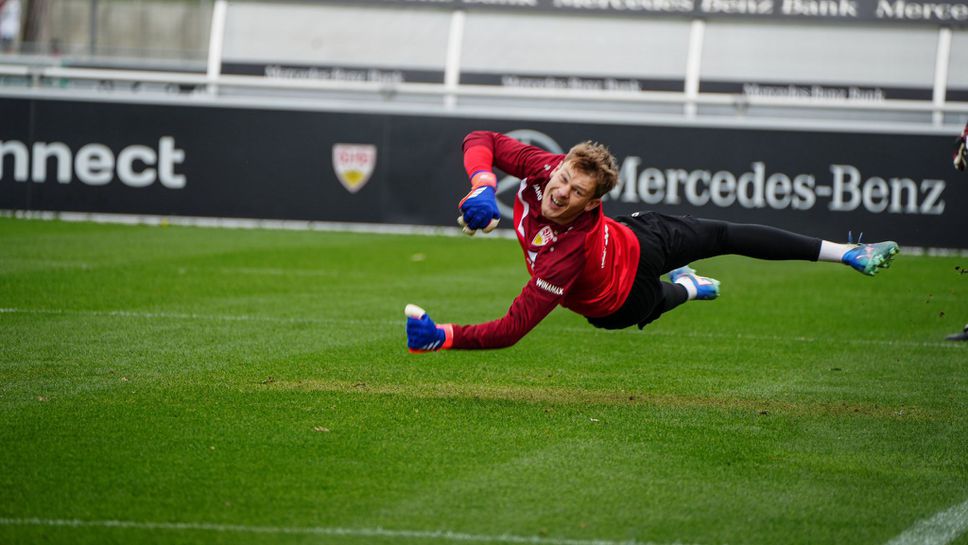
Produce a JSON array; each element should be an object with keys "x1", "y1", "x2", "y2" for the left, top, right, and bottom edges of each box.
[
  {"x1": 0, "y1": 0, "x2": 21, "y2": 54},
  {"x1": 947, "y1": 325, "x2": 968, "y2": 342},
  {"x1": 947, "y1": 120, "x2": 967, "y2": 342},
  {"x1": 954, "y1": 120, "x2": 967, "y2": 172}
]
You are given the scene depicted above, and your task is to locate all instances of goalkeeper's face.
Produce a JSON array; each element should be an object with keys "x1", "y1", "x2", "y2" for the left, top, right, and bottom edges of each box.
[{"x1": 542, "y1": 161, "x2": 601, "y2": 225}]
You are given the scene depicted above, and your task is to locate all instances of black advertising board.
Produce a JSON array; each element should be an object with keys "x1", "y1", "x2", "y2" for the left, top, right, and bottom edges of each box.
[
  {"x1": 0, "y1": 96, "x2": 965, "y2": 248},
  {"x1": 0, "y1": 99, "x2": 389, "y2": 223}
]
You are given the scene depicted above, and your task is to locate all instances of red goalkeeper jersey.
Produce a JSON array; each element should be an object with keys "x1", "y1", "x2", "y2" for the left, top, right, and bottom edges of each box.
[{"x1": 445, "y1": 131, "x2": 641, "y2": 349}]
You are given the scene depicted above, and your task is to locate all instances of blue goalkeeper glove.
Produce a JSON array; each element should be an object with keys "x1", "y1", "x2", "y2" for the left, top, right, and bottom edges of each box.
[
  {"x1": 457, "y1": 171, "x2": 500, "y2": 236},
  {"x1": 405, "y1": 304, "x2": 452, "y2": 353}
]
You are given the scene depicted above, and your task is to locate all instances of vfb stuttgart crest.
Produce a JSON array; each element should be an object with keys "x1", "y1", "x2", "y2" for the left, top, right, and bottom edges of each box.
[
  {"x1": 332, "y1": 144, "x2": 377, "y2": 194},
  {"x1": 531, "y1": 225, "x2": 556, "y2": 247}
]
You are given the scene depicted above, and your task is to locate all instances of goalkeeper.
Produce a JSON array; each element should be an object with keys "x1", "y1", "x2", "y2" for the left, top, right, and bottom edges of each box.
[{"x1": 406, "y1": 131, "x2": 899, "y2": 352}]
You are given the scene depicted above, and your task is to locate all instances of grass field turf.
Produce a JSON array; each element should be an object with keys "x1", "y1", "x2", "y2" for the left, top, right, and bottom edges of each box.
[{"x1": 0, "y1": 217, "x2": 966, "y2": 545}]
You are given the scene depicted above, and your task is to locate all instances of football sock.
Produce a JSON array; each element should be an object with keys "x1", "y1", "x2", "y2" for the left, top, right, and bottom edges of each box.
[
  {"x1": 817, "y1": 241, "x2": 853, "y2": 263},
  {"x1": 673, "y1": 277, "x2": 698, "y2": 300}
]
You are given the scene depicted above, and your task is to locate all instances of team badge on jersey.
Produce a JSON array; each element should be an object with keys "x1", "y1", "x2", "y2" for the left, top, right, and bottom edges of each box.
[
  {"x1": 332, "y1": 144, "x2": 377, "y2": 194},
  {"x1": 531, "y1": 225, "x2": 556, "y2": 247}
]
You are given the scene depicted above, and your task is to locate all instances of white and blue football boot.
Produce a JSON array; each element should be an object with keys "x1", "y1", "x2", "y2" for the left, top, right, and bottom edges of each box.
[
  {"x1": 668, "y1": 265, "x2": 720, "y2": 300},
  {"x1": 842, "y1": 241, "x2": 899, "y2": 276}
]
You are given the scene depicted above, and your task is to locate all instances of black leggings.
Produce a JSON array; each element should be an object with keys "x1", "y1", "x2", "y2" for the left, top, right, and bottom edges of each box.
[
  {"x1": 662, "y1": 217, "x2": 823, "y2": 266},
  {"x1": 589, "y1": 213, "x2": 822, "y2": 330}
]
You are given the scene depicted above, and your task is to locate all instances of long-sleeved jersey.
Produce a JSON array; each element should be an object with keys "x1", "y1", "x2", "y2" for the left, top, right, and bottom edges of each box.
[{"x1": 443, "y1": 131, "x2": 641, "y2": 349}]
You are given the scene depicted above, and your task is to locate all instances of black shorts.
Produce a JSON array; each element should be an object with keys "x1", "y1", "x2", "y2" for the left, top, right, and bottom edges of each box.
[{"x1": 587, "y1": 212, "x2": 724, "y2": 330}]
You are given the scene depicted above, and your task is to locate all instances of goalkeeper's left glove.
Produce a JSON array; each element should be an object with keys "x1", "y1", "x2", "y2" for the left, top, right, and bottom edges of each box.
[
  {"x1": 457, "y1": 171, "x2": 500, "y2": 236},
  {"x1": 954, "y1": 122, "x2": 968, "y2": 171},
  {"x1": 405, "y1": 304, "x2": 452, "y2": 353}
]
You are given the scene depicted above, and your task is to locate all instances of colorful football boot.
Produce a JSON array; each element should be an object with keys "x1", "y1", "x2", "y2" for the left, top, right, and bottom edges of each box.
[
  {"x1": 841, "y1": 241, "x2": 899, "y2": 276},
  {"x1": 668, "y1": 265, "x2": 720, "y2": 300}
]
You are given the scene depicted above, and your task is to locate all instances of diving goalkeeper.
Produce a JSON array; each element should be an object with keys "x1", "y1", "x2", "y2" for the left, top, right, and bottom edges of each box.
[{"x1": 405, "y1": 131, "x2": 899, "y2": 352}]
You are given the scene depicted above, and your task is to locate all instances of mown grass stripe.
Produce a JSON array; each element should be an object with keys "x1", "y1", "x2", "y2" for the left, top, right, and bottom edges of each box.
[
  {"x1": 0, "y1": 307, "x2": 959, "y2": 349},
  {"x1": 0, "y1": 517, "x2": 700, "y2": 545},
  {"x1": 0, "y1": 308, "x2": 377, "y2": 326},
  {"x1": 257, "y1": 378, "x2": 934, "y2": 419}
]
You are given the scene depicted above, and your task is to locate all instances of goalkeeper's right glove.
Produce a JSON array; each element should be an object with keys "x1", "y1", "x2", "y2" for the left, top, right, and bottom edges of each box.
[
  {"x1": 954, "y1": 122, "x2": 968, "y2": 171},
  {"x1": 457, "y1": 171, "x2": 500, "y2": 236},
  {"x1": 405, "y1": 304, "x2": 452, "y2": 353}
]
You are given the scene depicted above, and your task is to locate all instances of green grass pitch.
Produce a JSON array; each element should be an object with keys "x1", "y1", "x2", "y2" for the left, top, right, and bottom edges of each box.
[{"x1": 1, "y1": 217, "x2": 966, "y2": 545}]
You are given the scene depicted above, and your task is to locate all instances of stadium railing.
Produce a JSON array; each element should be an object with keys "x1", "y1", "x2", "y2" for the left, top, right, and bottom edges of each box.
[{"x1": 2, "y1": 62, "x2": 966, "y2": 116}]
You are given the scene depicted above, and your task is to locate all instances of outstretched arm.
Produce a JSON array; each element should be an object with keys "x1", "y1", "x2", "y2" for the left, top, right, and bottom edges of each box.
[
  {"x1": 405, "y1": 242, "x2": 582, "y2": 352},
  {"x1": 405, "y1": 281, "x2": 561, "y2": 351}
]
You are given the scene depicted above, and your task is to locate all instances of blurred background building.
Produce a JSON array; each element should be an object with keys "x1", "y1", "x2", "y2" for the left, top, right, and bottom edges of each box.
[{"x1": 0, "y1": 0, "x2": 965, "y2": 126}]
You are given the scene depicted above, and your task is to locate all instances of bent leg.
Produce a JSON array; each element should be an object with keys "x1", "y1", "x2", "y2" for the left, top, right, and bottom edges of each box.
[
  {"x1": 660, "y1": 281, "x2": 688, "y2": 313},
  {"x1": 635, "y1": 282, "x2": 688, "y2": 330}
]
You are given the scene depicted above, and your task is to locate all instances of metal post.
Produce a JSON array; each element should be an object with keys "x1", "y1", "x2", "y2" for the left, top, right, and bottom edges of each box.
[
  {"x1": 89, "y1": 0, "x2": 98, "y2": 56},
  {"x1": 206, "y1": 0, "x2": 227, "y2": 95},
  {"x1": 443, "y1": 9, "x2": 465, "y2": 111},
  {"x1": 684, "y1": 19, "x2": 705, "y2": 120},
  {"x1": 932, "y1": 27, "x2": 952, "y2": 127}
]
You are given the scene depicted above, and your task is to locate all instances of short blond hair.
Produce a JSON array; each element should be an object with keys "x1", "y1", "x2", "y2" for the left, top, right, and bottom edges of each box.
[{"x1": 564, "y1": 141, "x2": 619, "y2": 199}]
